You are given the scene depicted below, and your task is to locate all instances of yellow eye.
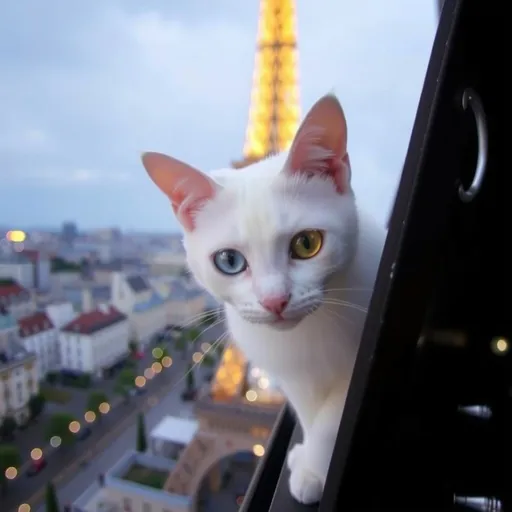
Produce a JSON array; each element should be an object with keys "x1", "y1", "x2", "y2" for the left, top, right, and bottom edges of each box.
[{"x1": 290, "y1": 230, "x2": 323, "y2": 260}]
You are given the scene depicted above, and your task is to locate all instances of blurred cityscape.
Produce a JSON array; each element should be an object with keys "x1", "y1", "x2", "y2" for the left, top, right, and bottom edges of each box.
[{"x1": 0, "y1": 219, "x2": 284, "y2": 512}]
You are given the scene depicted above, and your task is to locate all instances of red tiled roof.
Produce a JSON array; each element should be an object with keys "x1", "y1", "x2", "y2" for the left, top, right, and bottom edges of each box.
[
  {"x1": 0, "y1": 281, "x2": 29, "y2": 300},
  {"x1": 18, "y1": 312, "x2": 54, "y2": 338},
  {"x1": 61, "y1": 306, "x2": 127, "y2": 335}
]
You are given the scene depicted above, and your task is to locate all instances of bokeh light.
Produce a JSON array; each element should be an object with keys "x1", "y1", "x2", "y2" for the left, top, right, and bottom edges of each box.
[
  {"x1": 161, "y1": 356, "x2": 173, "y2": 368},
  {"x1": 50, "y1": 436, "x2": 62, "y2": 448},
  {"x1": 144, "y1": 368, "x2": 154, "y2": 380},
  {"x1": 152, "y1": 362, "x2": 162, "y2": 373},
  {"x1": 192, "y1": 352, "x2": 203, "y2": 364},
  {"x1": 99, "y1": 402, "x2": 110, "y2": 414},
  {"x1": 135, "y1": 376, "x2": 146, "y2": 387},
  {"x1": 6, "y1": 230, "x2": 26, "y2": 243},
  {"x1": 5, "y1": 466, "x2": 17, "y2": 479},
  {"x1": 246, "y1": 390, "x2": 258, "y2": 402},
  {"x1": 152, "y1": 347, "x2": 163, "y2": 359},
  {"x1": 18, "y1": 504, "x2": 31, "y2": 512},
  {"x1": 201, "y1": 342, "x2": 211, "y2": 352},
  {"x1": 30, "y1": 448, "x2": 43, "y2": 461},
  {"x1": 69, "y1": 421, "x2": 80, "y2": 434},
  {"x1": 84, "y1": 411, "x2": 96, "y2": 423},
  {"x1": 253, "y1": 444, "x2": 265, "y2": 457}
]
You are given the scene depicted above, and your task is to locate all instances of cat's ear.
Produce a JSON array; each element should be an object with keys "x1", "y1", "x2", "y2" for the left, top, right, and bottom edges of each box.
[
  {"x1": 284, "y1": 94, "x2": 350, "y2": 194},
  {"x1": 141, "y1": 152, "x2": 219, "y2": 232}
]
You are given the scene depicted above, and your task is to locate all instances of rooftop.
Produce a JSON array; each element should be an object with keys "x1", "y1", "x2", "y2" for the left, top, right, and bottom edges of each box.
[
  {"x1": 0, "y1": 279, "x2": 30, "y2": 301},
  {"x1": 18, "y1": 311, "x2": 54, "y2": 338},
  {"x1": 133, "y1": 292, "x2": 166, "y2": 313},
  {"x1": 73, "y1": 451, "x2": 192, "y2": 509},
  {"x1": 121, "y1": 463, "x2": 168, "y2": 490},
  {"x1": 61, "y1": 305, "x2": 126, "y2": 335},
  {"x1": 150, "y1": 416, "x2": 199, "y2": 446},
  {"x1": 126, "y1": 275, "x2": 150, "y2": 293}
]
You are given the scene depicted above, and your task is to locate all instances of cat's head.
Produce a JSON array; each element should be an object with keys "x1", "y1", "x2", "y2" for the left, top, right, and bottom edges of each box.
[{"x1": 142, "y1": 94, "x2": 358, "y2": 329}]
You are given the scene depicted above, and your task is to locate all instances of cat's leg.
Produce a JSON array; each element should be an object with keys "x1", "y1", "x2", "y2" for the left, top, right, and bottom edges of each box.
[
  {"x1": 283, "y1": 383, "x2": 319, "y2": 472},
  {"x1": 288, "y1": 383, "x2": 347, "y2": 505}
]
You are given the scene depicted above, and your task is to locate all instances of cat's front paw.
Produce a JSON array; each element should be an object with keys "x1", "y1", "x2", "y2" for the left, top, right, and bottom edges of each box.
[
  {"x1": 286, "y1": 442, "x2": 304, "y2": 471},
  {"x1": 289, "y1": 463, "x2": 324, "y2": 505}
]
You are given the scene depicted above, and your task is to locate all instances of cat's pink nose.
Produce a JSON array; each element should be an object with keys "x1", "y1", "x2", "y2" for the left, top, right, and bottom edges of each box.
[{"x1": 259, "y1": 294, "x2": 291, "y2": 315}]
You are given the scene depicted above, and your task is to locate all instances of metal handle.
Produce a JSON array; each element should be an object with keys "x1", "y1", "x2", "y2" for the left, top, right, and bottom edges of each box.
[{"x1": 458, "y1": 88, "x2": 488, "y2": 203}]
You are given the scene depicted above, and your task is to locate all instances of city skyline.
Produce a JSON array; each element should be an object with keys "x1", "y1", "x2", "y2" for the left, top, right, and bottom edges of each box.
[{"x1": 0, "y1": 0, "x2": 436, "y2": 230}]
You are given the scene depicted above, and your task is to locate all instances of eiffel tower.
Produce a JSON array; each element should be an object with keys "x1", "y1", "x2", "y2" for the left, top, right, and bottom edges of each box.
[{"x1": 163, "y1": 0, "x2": 301, "y2": 503}]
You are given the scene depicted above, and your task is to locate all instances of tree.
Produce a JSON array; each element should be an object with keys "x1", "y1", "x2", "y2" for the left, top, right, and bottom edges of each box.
[
  {"x1": 128, "y1": 339, "x2": 138, "y2": 354},
  {"x1": 0, "y1": 444, "x2": 20, "y2": 495},
  {"x1": 46, "y1": 412, "x2": 76, "y2": 446},
  {"x1": 0, "y1": 417, "x2": 17, "y2": 441},
  {"x1": 201, "y1": 353, "x2": 216, "y2": 368},
  {"x1": 86, "y1": 391, "x2": 109, "y2": 418},
  {"x1": 186, "y1": 327, "x2": 201, "y2": 349},
  {"x1": 115, "y1": 368, "x2": 136, "y2": 401},
  {"x1": 28, "y1": 393, "x2": 46, "y2": 420},
  {"x1": 45, "y1": 481, "x2": 60, "y2": 512},
  {"x1": 152, "y1": 345, "x2": 168, "y2": 363},
  {"x1": 136, "y1": 413, "x2": 147, "y2": 452},
  {"x1": 186, "y1": 363, "x2": 196, "y2": 391}
]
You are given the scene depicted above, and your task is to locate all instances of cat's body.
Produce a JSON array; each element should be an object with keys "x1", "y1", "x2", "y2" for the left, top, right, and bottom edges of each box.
[{"x1": 142, "y1": 94, "x2": 386, "y2": 504}]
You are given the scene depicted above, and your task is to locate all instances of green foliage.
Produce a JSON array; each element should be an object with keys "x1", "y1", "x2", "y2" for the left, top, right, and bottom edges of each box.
[
  {"x1": 186, "y1": 363, "x2": 195, "y2": 391},
  {"x1": 186, "y1": 328, "x2": 201, "y2": 344},
  {"x1": 0, "y1": 417, "x2": 17, "y2": 440},
  {"x1": 152, "y1": 345, "x2": 168, "y2": 362},
  {"x1": 46, "y1": 412, "x2": 77, "y2": 446},
  {"x1": 115, "y1": 368, "x2": 136, "y2": 398},
  {"x1": 0, "y1": 444, "x2": 21, "y2": 492},
  {"x1": 201, "y1": 354, "x2": 216, "y2": 368},
  {"x1": 136, "y1": 413, "x2": 147, "y2": 452},
  {"x1": 128, "y1": 339, "x2": 138, "y2": 354},
  {"x1": 45, "y1": 481, "x2": 60, "y2": 512},
  {"x1": 50, "y1": 257, "x2": 82, "y2": 273},
  {"x1": 46, "y1": 371, "x2": 59, "y2": 384},
  {"x1": 28, "y1": 393, "x2": 46, "y2": 420},
  {"x1": 61, "y1": 372, "x2": 91, "y2": 389},
  {"x1": 86, "y1": 391, "x2": 109, "y2": 415}
]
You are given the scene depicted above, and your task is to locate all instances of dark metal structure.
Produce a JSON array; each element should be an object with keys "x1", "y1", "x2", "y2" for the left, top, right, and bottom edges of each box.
[{"x1": 241, "y1": 0, "x2": 508, "y2": 510}]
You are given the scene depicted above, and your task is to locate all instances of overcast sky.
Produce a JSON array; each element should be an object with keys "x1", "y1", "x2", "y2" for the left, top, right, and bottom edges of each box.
[{"x1": 0, "y1": 0, "x2": 437, "y2": 232}]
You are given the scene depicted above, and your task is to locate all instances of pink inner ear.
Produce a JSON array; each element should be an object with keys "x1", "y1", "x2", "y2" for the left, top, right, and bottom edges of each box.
[
  {"x1": 141, "y1": 152, "x2": 218, "y2": 232},
  {"x1": 285, "y1": 94, "x2": 350, "y2": 194}
]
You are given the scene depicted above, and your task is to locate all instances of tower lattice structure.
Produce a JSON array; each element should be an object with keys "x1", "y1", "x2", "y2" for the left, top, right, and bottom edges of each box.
[{"x1": 232, "y1": 0, "x2": 301, "y2": 169}]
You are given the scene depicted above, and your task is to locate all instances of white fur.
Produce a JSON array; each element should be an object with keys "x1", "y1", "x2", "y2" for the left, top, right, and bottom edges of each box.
[{"x1": 183, "y1": 150, "x2": 386, "y2": 504}]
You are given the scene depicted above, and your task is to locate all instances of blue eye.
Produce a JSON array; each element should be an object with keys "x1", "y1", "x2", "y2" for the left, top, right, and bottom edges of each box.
[{"x1": 213, "y1": 249, "x2": 247, "y2": 275}]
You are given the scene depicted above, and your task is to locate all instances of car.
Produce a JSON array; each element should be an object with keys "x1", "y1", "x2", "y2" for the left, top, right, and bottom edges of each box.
[{"x1": 26, "y1": 457, "x2": 47, "y2": 477}]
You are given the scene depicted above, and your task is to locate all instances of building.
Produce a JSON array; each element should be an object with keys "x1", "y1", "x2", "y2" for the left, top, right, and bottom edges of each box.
[
  {"x1": 111, "y1": 273, "x2": 168, "y2": 345},
  {"x1": 0, "y1": 306, "x2": 39, "y2": 424},
  {"x1": 59, "y1": 305, "x2": 129, "y2": 378},
  {"x1": 73, "y1": 451, "x2": 192, "y2": 512},
  {"x1": 21, "y1": 249, "x2": 51, "y2": 291},
  {"x1": 0, "y1": 253, "x2": 34, "y2": 289},
  {"x1": 148, "y1": 250, "x2": 187, "y2": 278},
  {"x1": 18, "y1": 311, "x2": 59, "y2": 378},
  {"x1": 0, "y1": 278, "x2": 35, "y2": 319},
  {"x1": 158, "y1": 279, "x2": 206, "y2": 328}
]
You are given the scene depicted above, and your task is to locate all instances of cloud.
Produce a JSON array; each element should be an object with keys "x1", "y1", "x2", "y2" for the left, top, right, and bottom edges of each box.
[{"x1": 0, "y1": 0, "x2": 437, "y2": 229}]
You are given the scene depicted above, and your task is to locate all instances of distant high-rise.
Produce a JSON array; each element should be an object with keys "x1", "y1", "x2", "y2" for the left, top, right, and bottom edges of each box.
[{"x1": 61, "y1": 222, "x2": 78, "y2": 246}]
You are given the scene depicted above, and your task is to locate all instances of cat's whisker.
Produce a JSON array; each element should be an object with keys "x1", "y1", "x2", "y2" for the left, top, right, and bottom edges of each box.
[
  {"x1": 323, "y1": 287, "x2": 371, "y2": 293},
  {"x1": 178, "y1": 306, "x2": 224, "y2": 329},
  {"x1": 321, "y1": 298, "x2": 368, "y2": 314},
  {"x1": 320, "y1": 304, "x2": 354, "y2": 326},
  {"x1": 165, "y1": 330, "x2": 229, "y2": 394}
]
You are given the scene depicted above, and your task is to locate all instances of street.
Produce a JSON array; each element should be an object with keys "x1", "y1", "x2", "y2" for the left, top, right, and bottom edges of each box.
[
  {"x1": 36, "y1": 373, "x2": 197, "y2": 512},
  {"x1": 2, "y1": 320, "x2": 227, "y2": 512}
]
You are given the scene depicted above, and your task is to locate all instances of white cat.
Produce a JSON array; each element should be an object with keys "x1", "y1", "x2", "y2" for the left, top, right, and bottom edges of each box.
[{"x1": 141, "y1": 94, "x2": 386, "y2": 504}]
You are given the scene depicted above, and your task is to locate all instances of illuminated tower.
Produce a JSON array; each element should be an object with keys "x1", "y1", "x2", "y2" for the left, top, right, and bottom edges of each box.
[{"x1": 233, "y1": 0, "x2": 301, "y2": 168}]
